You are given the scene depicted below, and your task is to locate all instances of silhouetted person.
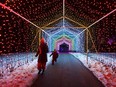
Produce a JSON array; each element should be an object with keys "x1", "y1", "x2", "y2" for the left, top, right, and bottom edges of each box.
[
  {"x1": 50, "y1": 49, "x2": 59, "y2": 65},
  {"x1": 35, "y1": 38, "x2": 48, "y2": 74}
]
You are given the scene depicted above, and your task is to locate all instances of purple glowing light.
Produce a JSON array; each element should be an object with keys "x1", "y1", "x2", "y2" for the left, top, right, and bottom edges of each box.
[{"x1": 55, "y1": 37, "x2": 72, "y2": 50}]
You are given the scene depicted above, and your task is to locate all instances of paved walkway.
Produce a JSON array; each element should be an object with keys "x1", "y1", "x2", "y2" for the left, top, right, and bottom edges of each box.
[{"x1": 31, "y1": 53, "x2": 105, "y2": 87}]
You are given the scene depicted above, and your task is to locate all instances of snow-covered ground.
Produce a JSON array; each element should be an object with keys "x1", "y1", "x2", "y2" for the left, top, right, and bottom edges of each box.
[
  {"x1": 0, "y1": 53, "x2": 52, "y2": 87},
  {"x1": 0, "y1": 53, "x2": 116, "y2": 87},
  {"x1": 71, "y1": 53, "x2": 116, "y2": 87}
]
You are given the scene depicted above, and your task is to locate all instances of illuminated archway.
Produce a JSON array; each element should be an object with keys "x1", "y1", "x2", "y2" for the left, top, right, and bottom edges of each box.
[{"x1": 55, "y1": 37, "x2": 72, "y2": 51}]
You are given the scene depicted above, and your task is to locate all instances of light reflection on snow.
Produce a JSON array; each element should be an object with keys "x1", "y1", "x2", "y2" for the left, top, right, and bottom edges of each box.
[
  {"x1": 0, "y1": 53, "x2": 52, "y2": 87},
  {"x1": 0, "y1": 52, "x2": 116, "y2": 87},
  {"x1": 71, "y1": 53, "x2": 116, "y2": 87},
  {"x1": 0, "y1": 53, "x2": 52, "y2": 77}
]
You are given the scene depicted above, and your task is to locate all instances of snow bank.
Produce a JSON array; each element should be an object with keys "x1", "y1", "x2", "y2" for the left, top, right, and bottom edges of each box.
[
  {"x1": 71, "y1": 53, "x2": 116, "y2": 87},
  {"x1": 0, "y1": 53, "x2": 52, "y2": 87}
]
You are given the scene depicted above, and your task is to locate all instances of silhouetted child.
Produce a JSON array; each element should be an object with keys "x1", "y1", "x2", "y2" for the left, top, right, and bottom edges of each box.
[{"x1": 50, "y1": 49, "x2": 58, "y2": 65}]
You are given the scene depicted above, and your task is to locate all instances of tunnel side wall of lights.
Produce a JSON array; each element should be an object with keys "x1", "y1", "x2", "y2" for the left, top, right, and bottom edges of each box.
[{"x1": 0, "y1": 0, "x2": 63, "y2": 54}]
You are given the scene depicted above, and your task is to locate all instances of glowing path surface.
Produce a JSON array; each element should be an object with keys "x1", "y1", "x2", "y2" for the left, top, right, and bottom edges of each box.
[
  {"x1": 31, "y1": 53, "x2": 105, "y2": 87},
  {"x1": 0, "y1": 3, "x2": 50, "y2": 36}
]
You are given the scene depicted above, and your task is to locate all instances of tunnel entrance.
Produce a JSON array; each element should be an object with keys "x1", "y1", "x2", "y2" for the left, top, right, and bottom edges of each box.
[{"x1": 59, "y1": 43, "x2": 69, "y2": 52}]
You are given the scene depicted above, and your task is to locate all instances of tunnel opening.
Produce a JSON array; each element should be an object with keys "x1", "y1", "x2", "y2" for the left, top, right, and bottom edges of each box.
[{"x1": 59, "y1": 43, "x2": 69, "y2": 52}]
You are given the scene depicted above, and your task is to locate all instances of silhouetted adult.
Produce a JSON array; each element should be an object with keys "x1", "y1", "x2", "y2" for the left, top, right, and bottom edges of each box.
[{"x1": 35, "y1": 38, "x2": 49, "y2": 74}]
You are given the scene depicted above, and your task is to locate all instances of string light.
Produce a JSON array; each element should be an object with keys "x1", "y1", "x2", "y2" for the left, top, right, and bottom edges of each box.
[
  {"x1": 66, "y1": 0, "x2": 116, "y2": 52},
  {"x1": 0, "y1": 0, "x2": 116, "y2": 54}
]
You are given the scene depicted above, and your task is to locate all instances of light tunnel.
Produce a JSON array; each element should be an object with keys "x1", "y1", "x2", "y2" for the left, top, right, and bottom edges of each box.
[{"x1": 42, "y1": 19, "x2": 85, "y2": 52}]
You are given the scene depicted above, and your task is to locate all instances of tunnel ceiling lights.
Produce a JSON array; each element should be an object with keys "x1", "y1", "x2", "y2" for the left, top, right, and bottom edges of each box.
[
  {"x1": 2, "y1": 0, "x2": 115, "y2": 28},
  {"x1": 1, "y1": 0, "x2": 116, "y2": 54},
  {"x1": 45, "y1": 19, "x2": 85, "y2": 36}
]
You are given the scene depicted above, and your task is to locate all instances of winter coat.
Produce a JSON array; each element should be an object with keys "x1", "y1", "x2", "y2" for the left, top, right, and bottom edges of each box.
[
  {"x1": 36, "y1": 43, "x2": 48, "y2": 63},
  {"x1": 50, "y1": 51, "x2": 58, "y2": 60}
]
